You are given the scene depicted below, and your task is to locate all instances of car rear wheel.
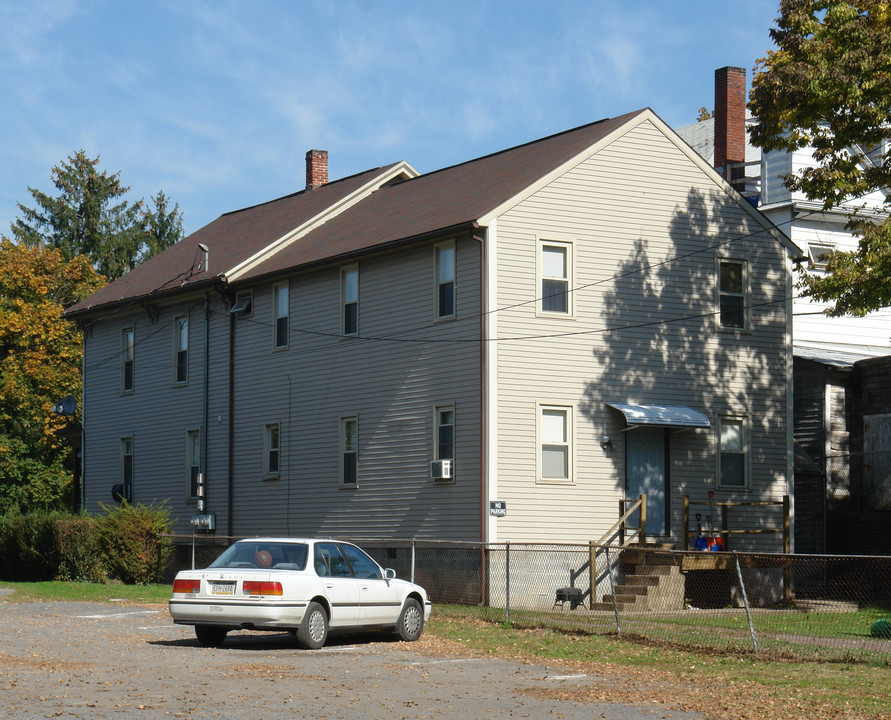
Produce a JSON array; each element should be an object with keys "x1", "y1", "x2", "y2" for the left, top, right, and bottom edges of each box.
[
  {"x1": 297, "y1": 601, "x2": 328, "y2": 649},
  {"x1": 194, "y1": 625, "x2": 227, "y2": 648},
  {"x1": 396, "y1": 598, "x2": 424, "y2": 641}
]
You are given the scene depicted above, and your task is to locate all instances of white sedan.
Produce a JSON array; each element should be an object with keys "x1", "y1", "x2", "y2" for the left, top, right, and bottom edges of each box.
[{"x1": 169, "y1": 538, "x2": 431, "y2": 649}]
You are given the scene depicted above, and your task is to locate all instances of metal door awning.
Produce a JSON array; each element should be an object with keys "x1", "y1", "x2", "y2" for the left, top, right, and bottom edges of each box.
[{"x1": 606, "y1": 402, "x2": 710, "y2": 429}]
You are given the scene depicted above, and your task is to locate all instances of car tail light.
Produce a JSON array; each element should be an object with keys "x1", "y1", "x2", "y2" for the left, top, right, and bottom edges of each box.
[
  {"x1": 173, "y1": 578, "x2": 200, "y2": 594},
  {"x1": 242, "y1": 581, "x2": 283, "y2": 596}
]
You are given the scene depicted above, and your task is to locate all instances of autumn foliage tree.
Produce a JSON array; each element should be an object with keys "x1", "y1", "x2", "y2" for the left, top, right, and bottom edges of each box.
[
  {"x1": 748, "y1": 0, "x2": 891, "y2": 316},
  {"x1": 0, "y1": 239, "x2": 105, "y2": 512}
]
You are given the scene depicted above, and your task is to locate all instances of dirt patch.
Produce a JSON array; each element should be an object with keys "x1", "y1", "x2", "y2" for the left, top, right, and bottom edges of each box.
[{"x1": 0, "y1": 598, "x2": 887, "y2": 720}]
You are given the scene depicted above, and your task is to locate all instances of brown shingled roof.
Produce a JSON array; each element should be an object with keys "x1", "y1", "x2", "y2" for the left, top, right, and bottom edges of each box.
[
  {"x1": 242, "y1": 110, "x2": 647, "y2": 282},
  {"x1": 65, "y1": 164, "x2": 400, "y2": 315},
  {"x1": 67, "y1": 109, "x2": 648, "y2": 316}
]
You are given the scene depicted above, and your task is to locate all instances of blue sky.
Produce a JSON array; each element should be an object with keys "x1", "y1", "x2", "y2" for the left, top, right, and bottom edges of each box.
[{"x1": 1, "y1": 0, "x2": 781, "y2": 238}]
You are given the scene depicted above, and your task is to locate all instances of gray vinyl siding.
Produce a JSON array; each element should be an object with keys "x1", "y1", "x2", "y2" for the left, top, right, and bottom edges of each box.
[
  {"x1": 83, "y1": 237, "x2": 482, "y2": 539},
  {"x1": 492, "y1": 119, "x2": 790, "y2": 548},
  {"x1": 227, "y1": 236, "x2": 481, "y2": 540},
  {"x1": 82, "y1": 294, "x2": 218, "y2": 519}
]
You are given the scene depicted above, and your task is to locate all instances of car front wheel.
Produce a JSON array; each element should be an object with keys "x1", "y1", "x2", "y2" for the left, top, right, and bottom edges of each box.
[
  {"x1": 396, "y1": 598, "x2": 424, "y2": 641},
  {"x1": 297, "y1": 601, "x2": 328, "y2": 649},
  {"x1": 195, "y1": 625, "x2": 227, "y2": 648}
]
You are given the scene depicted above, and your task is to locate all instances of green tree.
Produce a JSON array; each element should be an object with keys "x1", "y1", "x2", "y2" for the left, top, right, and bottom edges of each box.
[
  {"x1": 0, "y1": 239, "x2": 105, "y2": 512},
  {"x1": 748, "y1": 0, "x2": 891, "y2": 315},
  {"x1": 11, "y1": 151, "x2": 184, "y2": 281},
  {"x1": 140, "y1": 190, "x2": 184, "y2": 261}
]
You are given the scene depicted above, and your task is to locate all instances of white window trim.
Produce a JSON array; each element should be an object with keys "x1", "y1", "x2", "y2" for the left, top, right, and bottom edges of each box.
[
  {"x1": 536, "y1": 238, "x2": 574, "y2": 318},
  {"x1": 231, "y1": 289, "x2": 253, "y2": 317},
  {"x1": 434, "y1": 402, "x2": 455, "y2": 460},
  {"x1": 717, "y1": 414, "x2": 750, "y2": 489},
  {"x1": 339, "y1": 414, "x2": 359, "y2": 487},
  {"x1": 186, "y1": 429, "x2": 201, "y2": 498},
  {"x1": 716, "y1": 257, "x2": 749, "y2": 332},
  {"x1": 807, "y1": 241, "x2": 836, "y2": 271},
  {"x1": 264, "y1": 422, "x2": 281, "y2": 478},
  {"x1": 273, "y1": 282, "x2": 289, "y2": 349},
  {"x1": 434, "y1": 240, "x2": 456, "y2": 321},
  {"x1": 434, "y1": 403, "x2": 456, "y2": 482},
  {"x1": 341, "y1": 264, "x2": 359, "y2": 336},
  {"x1": 121, "y1": 327, "x2": 134, "y2": 394},
  {"x1": 537, "y1": 403, "x2": 574, "y2": 485},
  {"x1": 173, "y1": 315, "x2": 189, "y2": 384},
  {"x1": 121, "y1": 436, "x2": 134, "y2": 502}
]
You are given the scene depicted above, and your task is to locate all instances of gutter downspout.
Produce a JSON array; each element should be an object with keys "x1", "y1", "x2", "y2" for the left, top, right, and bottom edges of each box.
[
  {"x1": 228, "y1": 309, "x2": 235, "y2": 538},
  {"x1": 480, "y1": 220, "x2": 498, "y2": 545},
  {"x1": 201, "y1": 293, "x2": 210, "y2": 514},
  {"x1": 80, "y1": 327, "x2": 86, "y2": 510},
  {"x1": 785, "y1": 247, "x2": 795, "y2": 553},
  {"x1": 475, "y1": 229, "x2": 487, "y2": 544}
]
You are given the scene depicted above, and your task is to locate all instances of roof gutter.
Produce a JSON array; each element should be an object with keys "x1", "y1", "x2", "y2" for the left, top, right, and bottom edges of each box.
[
  {"x1": 226, "y1": 221, "x2": 481, "y2": 289},
  {"x1": 64, "y1": 276, "x2": 224, "y2": 322}
]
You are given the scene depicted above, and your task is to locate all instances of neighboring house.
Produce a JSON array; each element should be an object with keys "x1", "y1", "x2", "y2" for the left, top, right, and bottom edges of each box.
[
  {"x1": 677, "y1": 67, "x2": 891, "y2": 361},
  {"x1": 676, "y1": 67, "x2": 891, "y2": 552},
  {"x1": 66, "y1": 108, "x2": 797, "y2": 551}
]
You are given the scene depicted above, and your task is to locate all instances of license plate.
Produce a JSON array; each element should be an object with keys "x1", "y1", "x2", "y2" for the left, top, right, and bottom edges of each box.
[{"x1": 211, "y1": 582, "x2": 235, "y2": 595}]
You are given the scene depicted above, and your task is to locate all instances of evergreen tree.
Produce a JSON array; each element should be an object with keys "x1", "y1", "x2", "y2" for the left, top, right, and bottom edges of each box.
[{"x1": 11, "y1": 150, "x2": 184, "y2": 280}]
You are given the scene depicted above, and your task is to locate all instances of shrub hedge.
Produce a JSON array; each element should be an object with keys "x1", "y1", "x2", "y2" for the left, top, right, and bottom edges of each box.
[{"x1": 0, "y1": 502, "x2": 172, "y2": 585}]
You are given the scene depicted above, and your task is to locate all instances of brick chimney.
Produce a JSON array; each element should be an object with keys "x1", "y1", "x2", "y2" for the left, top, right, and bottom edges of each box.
[
  {"x1": 305, "y1": 149, "x2": 328, "y2": 190},
  {"x1": 714, "y1": 66, "x2": 747, "y2": 177}
]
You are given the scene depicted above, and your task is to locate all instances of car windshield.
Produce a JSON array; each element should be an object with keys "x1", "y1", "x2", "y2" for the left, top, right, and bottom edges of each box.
[{"x1": 209, "y1": 541, "x2": 308, "y2": 570}]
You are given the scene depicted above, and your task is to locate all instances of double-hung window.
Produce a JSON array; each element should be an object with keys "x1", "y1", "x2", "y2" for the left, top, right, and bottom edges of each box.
[
  {"x1": 273, "y1": 283, "x2": 289, "y2": 348},
  {"x1": 340, "y1": 416, "x2": 358, "y2": 485},
  {"x1": 539, "y1": 241, "x2": 572, "y2": 315},
  {"x1": 435, "y1": 405, "x2": 455, "y2": 463},
  {"x1": 187, "y1": 430, "x2": 201, "y2": 498},
  {"x1": 265, "y1": 423, "x2": 280, "y2": 477},
  {"x1": 121, "y1": 328, "x2": 134, "y2": 393},
  {"x1": 435, "y1": 241, "x2": 456, "y2": 319},
  {"x1": 539, "y1": 405, "x2": 572, "y2": 483},
  {"x1": 718, "y1": 259, "x2": 747, "y2": 329},
  {"x1": 718, "y1": 416, "x2": 748, "y2": 488},
  {"x1": 121, "y1": 437, "x2": 134, "y2": 502},
  {"x1": 341, "y1": 265, "x2": 358, "y2": 336},
  {"x1": 174, "y1": 316, "x2": 189, "y2": 384}
]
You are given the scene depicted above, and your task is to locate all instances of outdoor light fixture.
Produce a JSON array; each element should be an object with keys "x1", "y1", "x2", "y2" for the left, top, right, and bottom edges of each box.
[{"x1": 600, "y1": 435, "x2": 613, "y2": 450}]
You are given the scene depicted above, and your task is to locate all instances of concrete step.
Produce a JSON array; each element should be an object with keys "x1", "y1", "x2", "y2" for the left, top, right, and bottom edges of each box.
[
  {"x1": 629, "y1": 564, "x2": 679, "y2": 577},
  {"x1": 624, "y1": 575, "x2": 660, "y2": 587}
]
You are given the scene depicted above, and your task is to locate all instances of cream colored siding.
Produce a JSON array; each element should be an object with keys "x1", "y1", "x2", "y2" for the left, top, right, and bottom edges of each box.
[{"x1": 492, "y1": 120, "x2": 789, "y2": 547}]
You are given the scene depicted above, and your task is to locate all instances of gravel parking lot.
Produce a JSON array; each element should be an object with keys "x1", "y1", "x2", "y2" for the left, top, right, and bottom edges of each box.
[{"x1": 0, "y1": 592, "x2": 704, "y2": 720}]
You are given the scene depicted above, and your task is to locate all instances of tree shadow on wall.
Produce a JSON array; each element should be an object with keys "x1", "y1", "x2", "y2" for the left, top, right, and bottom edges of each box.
[{"x1": 579, "y1": 187, "x2": 788, "y2": 523}]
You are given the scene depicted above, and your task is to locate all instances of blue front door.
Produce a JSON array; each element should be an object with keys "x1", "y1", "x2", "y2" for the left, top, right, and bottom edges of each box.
[{"x1": 626, "y1": 427, "x2": 667, "y2": 536}]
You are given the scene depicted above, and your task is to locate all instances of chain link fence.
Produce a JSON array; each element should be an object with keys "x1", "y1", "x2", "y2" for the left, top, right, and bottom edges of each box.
[{"x1": 170, "y1": 535, "x2": 891, "y2": 663}]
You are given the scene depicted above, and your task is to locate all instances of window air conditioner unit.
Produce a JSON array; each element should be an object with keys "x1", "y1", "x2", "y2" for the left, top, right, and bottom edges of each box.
[{"x1": 430, "y1": 459, "x2": 452, "y2": 480}]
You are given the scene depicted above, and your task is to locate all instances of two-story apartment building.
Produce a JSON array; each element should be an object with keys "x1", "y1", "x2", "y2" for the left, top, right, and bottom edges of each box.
[{"x1": 66, "y1": 108, "x2": 797, "y2": 550}]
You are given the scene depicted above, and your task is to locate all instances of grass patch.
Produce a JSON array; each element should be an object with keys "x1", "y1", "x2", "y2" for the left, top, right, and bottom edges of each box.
[
  {"x1": 427, "y1": 605, "x2": 891, "y2": 719},
  {"x1": 0, "y1": 580, "x2": 170, "y2": 604}
]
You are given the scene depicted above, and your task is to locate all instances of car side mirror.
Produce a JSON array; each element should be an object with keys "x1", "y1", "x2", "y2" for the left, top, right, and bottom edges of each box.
[{"x1": 384, "y1": 568, "x2": 396, "y2": 580}]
